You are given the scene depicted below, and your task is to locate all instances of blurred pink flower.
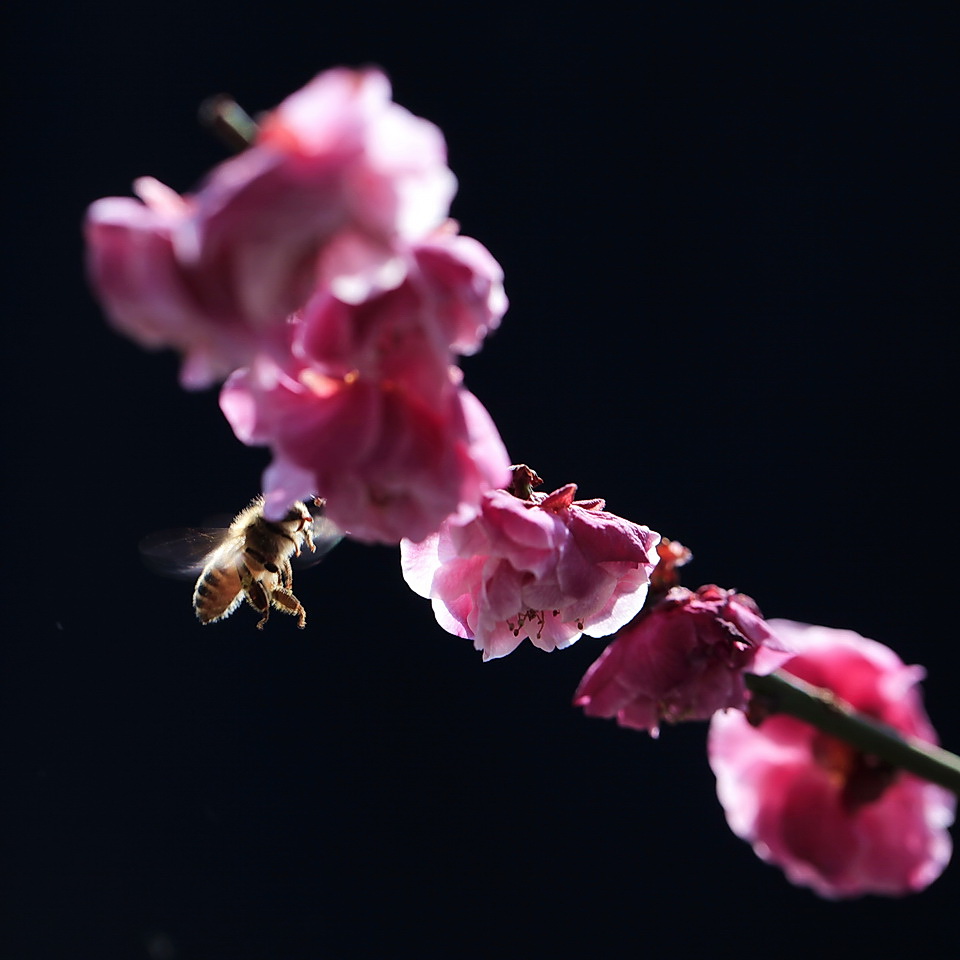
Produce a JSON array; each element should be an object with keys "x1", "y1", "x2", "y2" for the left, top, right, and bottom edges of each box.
[
  {"x1": 85, "y1": 177, "x2": 271, "y2": 388},
  {"x1": 85, "y1": 68, "x2": 457, "y2": 387},
  {"x1": 222, "y1": 357, "x2": 509, "y2": 543},
  {"x1": 709, "y1": 620, "x2": 955, "y2": 898},
  {"x1": 574, "y1": 585, "x2": 792, "y2": 737},
  {"x1": 404, "y1": 227, "x2": 508, "y2": 357},
  {"x1": 219, "y1": 230, "x2": 509, "y2": 542},
  {"x1": 401, "y1": 476, "x2": 661, "y2": 660},
  {"x1": 195, "y1": 68, "x2": 457, "y2": 311},
  {"x1": 297, "y1": 227, "x2": 507, "y2": 402}
]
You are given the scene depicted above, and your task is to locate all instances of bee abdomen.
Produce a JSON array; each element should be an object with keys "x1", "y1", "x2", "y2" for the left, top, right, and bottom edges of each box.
[{"x1": 193, "y1": 564, "x2": 243, "y2": 624}]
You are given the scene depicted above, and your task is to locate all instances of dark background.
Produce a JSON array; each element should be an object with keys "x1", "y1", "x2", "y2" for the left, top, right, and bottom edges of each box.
[{"x1": 6, "y1": 2, "x2": 957, "y2": 957}]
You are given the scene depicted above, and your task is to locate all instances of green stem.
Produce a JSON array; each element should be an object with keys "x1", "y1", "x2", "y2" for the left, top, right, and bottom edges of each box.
[
  {"x1": 745, "y1": 671, "x2": 960, "y2": 795},
  {"x1": 199, "y1": 95, "x2": 259, "y2": 150}
]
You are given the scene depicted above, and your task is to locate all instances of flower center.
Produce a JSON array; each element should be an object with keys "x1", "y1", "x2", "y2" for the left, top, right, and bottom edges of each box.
[
  {"x1": 506, "y1": 609, "x2": 584, "y2": 639},
  {"x1": 812, "y1": 733, "x2": 897, "y2": 812},
  {"x1": 508, "y1": 608, "x2": 546, "y2": 638}
]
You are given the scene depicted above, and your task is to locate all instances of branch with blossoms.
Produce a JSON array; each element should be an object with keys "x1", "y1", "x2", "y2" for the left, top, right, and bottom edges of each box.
[{"x1": 85, "y1": 68, "x2": 957, "y2": 900}]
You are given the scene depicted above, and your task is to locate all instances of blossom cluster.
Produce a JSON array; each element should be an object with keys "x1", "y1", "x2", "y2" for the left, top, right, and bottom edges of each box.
[
  {"x1": 86, "y1": 69, "x2": 510, "y2": 542},
  {"x1": 86, "y1": 69, "x2": 955, "y2": 902},
  {"x1": 573, "y1": 583, "x2": 955, "y2": 897}
]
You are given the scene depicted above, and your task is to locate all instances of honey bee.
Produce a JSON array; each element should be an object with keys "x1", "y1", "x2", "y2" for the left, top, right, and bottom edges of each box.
[{"x1": 142, "y1": 496, "x2": 342, "y2": 629}]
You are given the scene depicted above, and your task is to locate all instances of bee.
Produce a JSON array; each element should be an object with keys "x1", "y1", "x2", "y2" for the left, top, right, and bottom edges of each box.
[{"x1": 142, "y1": 496, "x2": 342, "y2": 629}]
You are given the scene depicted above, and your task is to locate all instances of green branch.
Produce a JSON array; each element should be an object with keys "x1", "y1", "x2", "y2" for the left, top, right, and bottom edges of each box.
[
  {"x1": 199, "y1": 95, "x2": 259, "y2": 151},
  {"x1": 745, "y1": 671, "x2": 960, "y2": 795}
]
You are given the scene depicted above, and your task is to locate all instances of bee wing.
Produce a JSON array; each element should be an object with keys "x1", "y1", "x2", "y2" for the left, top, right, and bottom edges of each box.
[{"x1": 138, "y1": 527, "x2": 235, "y2": 579}]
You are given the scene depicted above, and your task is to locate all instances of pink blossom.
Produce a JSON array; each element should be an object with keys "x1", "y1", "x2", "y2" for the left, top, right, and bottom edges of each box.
[
  {"x1": 222, "y1": 356, "x2": 510, "y2": 544},
  {"x1": 401, "y1": 474, "x2": 661, "y2": 660},
  {"x1": 85, "y1": 177, "x2": 271, "y2": 388},
  {"x1": 193, "y1": 68, "x2": 457, "y2": 310},
  {"x1": 85, "y1": 68, "x2": 457, "y2": 387},
  {"x1": 404, "y1": 226, "x2": 507, "y2": 357},
  {"x1": 574, "y1": 585, "x2": 792, "y2": 737},
  {"x1": 218, "y1": 230, "x2": 510, "y2": 542},
  {"x1": 297, "y1": 227, "x2": 507, "y2": 402},
  {"x1": 708, "y1": 620, "x2": 955, "y2": 898}
]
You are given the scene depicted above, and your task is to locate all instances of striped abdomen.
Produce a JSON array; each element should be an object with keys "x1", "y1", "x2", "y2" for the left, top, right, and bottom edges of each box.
[{"x1": 193, "y1": 560, "x2": 244, "y2": 624}]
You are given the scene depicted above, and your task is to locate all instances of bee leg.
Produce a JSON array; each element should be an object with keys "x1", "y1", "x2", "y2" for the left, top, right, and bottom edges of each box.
[
  {"x1": 271, "y1": 588, "x2": 307, "y2": 629},
  {"x1": 295, "y1": 510, "x2": 315, "y2": 554},
  {"x1": 275, "y1": 529, "x2": 303, "y2": 558},
  {"x1": 280, "y1": 557, "x2": 294, "y2": 591},
  {"x1": 244, "y1": 575, "x2": 271, "y2": 629}
]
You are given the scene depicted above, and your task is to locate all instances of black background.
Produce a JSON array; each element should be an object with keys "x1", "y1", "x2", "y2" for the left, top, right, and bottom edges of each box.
[{"x1": 6, "y1": 2, "x2": 957, "y2": 957}]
